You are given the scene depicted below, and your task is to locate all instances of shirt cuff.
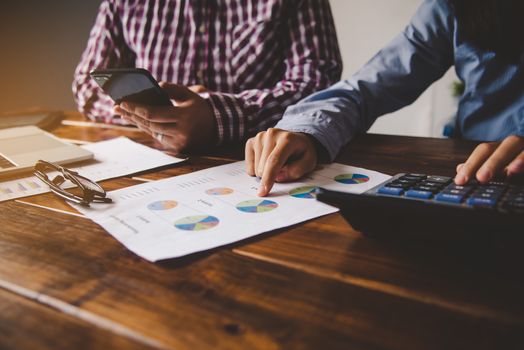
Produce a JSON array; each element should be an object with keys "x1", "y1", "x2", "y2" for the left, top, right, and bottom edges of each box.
[
  {"x1": 275, "y1": 110, "x2": 358, "y2": 162},
  {"x1": 206, "y1": 92, "x2": 246, "y2": 144}
]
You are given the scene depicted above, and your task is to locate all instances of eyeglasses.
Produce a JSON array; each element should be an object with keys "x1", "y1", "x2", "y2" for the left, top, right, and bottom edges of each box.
[{"x1": 34, "y1": 160, "x2": 112, "y2": 206}]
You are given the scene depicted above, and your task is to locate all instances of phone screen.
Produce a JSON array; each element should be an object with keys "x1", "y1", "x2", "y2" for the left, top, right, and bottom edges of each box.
[{"x1": 92, "y1": 71, "x2": 171, "y2": 106}]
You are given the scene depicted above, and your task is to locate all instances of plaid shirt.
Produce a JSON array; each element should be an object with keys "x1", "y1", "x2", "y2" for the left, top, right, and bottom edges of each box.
[{"x1": 73, "y1": 0, "x2": 342, "y2": 144}]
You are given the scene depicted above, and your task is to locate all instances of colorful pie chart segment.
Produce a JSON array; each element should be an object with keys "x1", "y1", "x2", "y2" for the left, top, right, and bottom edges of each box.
[
  {"x1": 289, "y1": 186, "x2": 319, "y2": 199},
  {"x1": 335, "y1": 173, "x2": 370, "y2": 185},
  {"x1": 174, "y1": 215, "x2": 220, "y2": 231},
  {"x1": 205, "y1": 187, "x2": 234, "y2": 196},
  {"x1": 236, "y1": 199, "x2": 278, "y2": 213},
  {"x1": 147, "y1": 200, "x2": 178, "y2": 211}
]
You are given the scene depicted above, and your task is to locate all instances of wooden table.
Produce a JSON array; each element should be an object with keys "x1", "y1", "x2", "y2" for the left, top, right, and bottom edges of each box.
[{"x1": 1, "y1": 112, "x2": 523, "y2": 350}]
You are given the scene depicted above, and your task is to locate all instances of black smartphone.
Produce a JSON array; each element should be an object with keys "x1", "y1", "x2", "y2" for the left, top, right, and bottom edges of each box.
[{"x1": 90, "y1": 68, "x2": 171, "y2": 106}]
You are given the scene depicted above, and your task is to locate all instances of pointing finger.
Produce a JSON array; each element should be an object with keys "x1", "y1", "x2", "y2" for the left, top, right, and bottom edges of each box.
[
  {"x1": 259, "y1": 141, "x2": 296, "y2": 196},
  {"x1": 455, "y1": 142, "x2": 497, "y2": 185}
]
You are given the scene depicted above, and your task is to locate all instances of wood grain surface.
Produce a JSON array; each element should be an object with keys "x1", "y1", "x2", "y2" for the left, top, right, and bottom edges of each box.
[
  {"x1": 0, "y1": 288, "x2": 157, "y2": 350},
  {"x1": 0, "y1": 112, "x2": 522, "y2": 350}
]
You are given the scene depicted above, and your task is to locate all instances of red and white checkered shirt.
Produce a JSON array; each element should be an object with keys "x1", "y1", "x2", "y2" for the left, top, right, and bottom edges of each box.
[{"x1": 73, "y1": 0, "x2": 342, "y2": 144}]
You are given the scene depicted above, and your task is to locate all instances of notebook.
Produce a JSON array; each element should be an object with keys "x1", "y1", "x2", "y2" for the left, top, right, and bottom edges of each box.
[{"x1": 0, "y1": 126, "x2": 93, "y2": 178}]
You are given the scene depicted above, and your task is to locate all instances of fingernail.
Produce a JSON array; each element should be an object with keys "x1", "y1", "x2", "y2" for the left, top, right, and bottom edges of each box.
[{"x1": 477, "y1": 167, "x2": 492, "y2": 182}]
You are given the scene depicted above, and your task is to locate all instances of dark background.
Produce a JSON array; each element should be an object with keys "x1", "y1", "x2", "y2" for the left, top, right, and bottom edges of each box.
[{"x1": 0, "y1": 1, "x2": 102, "y2": 113}]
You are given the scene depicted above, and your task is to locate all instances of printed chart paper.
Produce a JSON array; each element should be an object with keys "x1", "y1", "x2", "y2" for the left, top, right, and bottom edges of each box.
[
  {"x1": 74, "y1": 161, "x2": 391, "y2": 262},
  {"x1": 0, "y1": 137, "x2": 185, "y2": 202}
]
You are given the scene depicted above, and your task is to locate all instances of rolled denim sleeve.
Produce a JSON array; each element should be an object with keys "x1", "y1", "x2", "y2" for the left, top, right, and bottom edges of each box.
[{"x1": 276, "y1": 0, "x2": 455, "y2": 160}]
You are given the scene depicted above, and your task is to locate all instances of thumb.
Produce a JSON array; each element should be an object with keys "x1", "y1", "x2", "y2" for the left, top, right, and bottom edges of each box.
[
  {"x1": 188, "y1": 85, "x2": 209, "y2": 93},
  {"x1": 159, "y1": 82, "x2": 195, "y2": 101}
]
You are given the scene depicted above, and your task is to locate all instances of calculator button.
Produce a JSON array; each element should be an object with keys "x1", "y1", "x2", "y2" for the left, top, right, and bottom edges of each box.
[
  {"x1": 419, "y1": 181, "x2": 442, "y2": 188},
  {"x1": 477, "y1": 187, "x2": 504, "y2": 195},
  {"x1": 426, "y1": 176, "x2": 452, "y2": 184},
  {"x1": 507, "y1": 194, "x2": 524, "y2": 201},
  {"x1": 445, "y1": 184, "x2": 472, "y2": 192},
  {"x1": 471, "y1": 192, "x2": 501, "y2": 200},
  {"x1": 442, "y1": 189, "x2": 469, "y2": 196},
  {"x1": 401, "y1": 177, "x2": 424, "y2": 183},
  {"x1": 504, "y1": 195, "x2": 524, "y2": 204},
  {"x1": 467, "y1": 197, "x2": 497, "y2": 208},
  {"x1": 441, "y1": 186, "x2": 471, "y2": 195},
  {"x1": 401, "y1": 174, "x2": 426, "y2": 181},
  {"x1": 397, "y1": 179, "x2": 418, "y2": 185},
  {"x1": 377, "y1": 187, "x2": 404, "y2": 196},
  {"x1": 506, "y1": 189, "x2": 523, "y2": 196},
  {"x1": 508, "y1": 202, "x2": 524, "y2": 210},
  {"x1": 385, "y1": 182, "x2": 410, "y2": 189},
  {"x1": 406, "y1": 173, "x2": 427, "y2": 178},
  {"x1": 478, "y1": 184, "x2": 505, "y2": 190},
  {"x1": 405, "y1": 190, "x2": 433, "y2": 199},
  {"x1": 412, "y1": 186, "x2": 439, "y2": 194},
  {"x1": 435, "y1": 193, "x2": 464, "y2": 204},
  {"x1": 487, "y1": 181, "x2": 506, "y2": 187},
  {"x1": 501, "y1": 199, "x2": 524, "y2": 212}
]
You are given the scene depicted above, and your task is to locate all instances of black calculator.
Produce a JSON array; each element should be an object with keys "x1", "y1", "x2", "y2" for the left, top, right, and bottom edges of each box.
[{"x1": 316, "y1": 174, "x2": 524, "y2": 241}]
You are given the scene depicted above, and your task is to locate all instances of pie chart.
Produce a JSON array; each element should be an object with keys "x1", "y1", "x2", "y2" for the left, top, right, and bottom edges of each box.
[
  {"x1": 147, "y1": 200, "x2": 178, "y2": 211},
  {"x1": 205, "y1": 187, "x2": 234, "y2": 196},
  {"x1": 335, "y1": 173, "x2": 370, "y2": 185},
  {"x1": 236, "y1": 199, "x2": 278, "y2": 213},
  {"x1": 174, "y1": 215, "x2": 220, "y2": 231},
  {"x1": 289, "y1": 186, "x2": 319, "y2": 199}
]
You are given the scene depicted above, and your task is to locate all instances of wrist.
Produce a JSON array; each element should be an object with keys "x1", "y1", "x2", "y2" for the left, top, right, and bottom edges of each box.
[{"x1": 206, "y1": 92, "x2": 246, "y2": 145}]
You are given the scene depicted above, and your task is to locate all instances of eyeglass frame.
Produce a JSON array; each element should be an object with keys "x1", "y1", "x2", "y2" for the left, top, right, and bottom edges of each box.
[{"x1": 34, "y1": 160, "x2": 112, "y2": 206}]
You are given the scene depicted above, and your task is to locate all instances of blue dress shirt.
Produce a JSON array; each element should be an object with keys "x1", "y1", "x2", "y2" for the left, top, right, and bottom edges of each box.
[{"x1": 275, "y1": 0, "x2": 524, "y2": 160}]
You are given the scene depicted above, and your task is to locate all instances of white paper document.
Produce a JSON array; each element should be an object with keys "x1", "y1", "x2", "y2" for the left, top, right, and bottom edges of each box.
[
  {"x1": 74, "y1": 161, "x2": 391, "y2": 262},
  {"x1": 0, "y1": 137, "x2": 185, "y2": 202}
]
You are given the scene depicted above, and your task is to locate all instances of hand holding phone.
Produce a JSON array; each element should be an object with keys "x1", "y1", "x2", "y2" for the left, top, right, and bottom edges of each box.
[{"x1": 91, "y1": 69, "x2": 217, "y2": 153}]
